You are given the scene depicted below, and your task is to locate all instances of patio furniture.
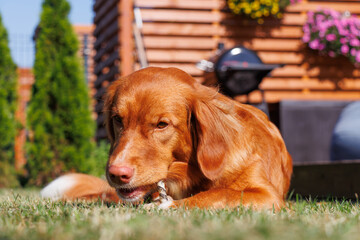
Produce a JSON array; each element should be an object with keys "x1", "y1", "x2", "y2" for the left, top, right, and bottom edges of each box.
[
  {"x1": 331, "y1": 101, "x2": 360, "y2": 161},
  {"x1": 281, "y1": 100, "x2": 360, "y2": 199},
  {"x1": 280, "y1": 100, "x2": 351, "y2": 163}
]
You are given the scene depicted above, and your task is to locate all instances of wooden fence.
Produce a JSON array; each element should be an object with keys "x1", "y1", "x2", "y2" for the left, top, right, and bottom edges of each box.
[{"x1": 93, "y1": 0, "x2": 360, "y2": 138}]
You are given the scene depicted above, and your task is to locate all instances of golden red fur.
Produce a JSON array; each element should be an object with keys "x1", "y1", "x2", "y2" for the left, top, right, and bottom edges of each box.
[{"x1": 41, "y1": 67, "x2": 292, "y2": 210}]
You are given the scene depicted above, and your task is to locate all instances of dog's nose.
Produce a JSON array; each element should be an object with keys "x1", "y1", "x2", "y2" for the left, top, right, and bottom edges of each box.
[{"x1": 108, "y1": 165, "x2": 134, "y2": 184}]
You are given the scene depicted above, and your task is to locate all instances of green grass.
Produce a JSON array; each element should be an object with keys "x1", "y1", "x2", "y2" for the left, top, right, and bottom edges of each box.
[{"x1": 1, "y1": 189, "x2": 360, "y2": 240}]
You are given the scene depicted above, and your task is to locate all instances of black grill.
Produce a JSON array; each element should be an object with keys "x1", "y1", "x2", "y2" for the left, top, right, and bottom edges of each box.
[{"x1": 198, "y1": 45, "x2": 283, "y2": 98}]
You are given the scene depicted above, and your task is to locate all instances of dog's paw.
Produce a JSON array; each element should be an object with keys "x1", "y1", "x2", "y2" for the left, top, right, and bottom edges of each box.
[
  {"x1": 143, "y1": 196, "x2": 175, "y2": 210},
  {"x1": 158, "y1": 199, "x2": 175, "y2": 209},
  {"x1": 143, "y1": 202, "x2": 157, "y2": 210}
]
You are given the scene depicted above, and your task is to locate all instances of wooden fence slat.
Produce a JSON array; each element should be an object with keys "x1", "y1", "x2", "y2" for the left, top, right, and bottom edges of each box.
[
  {"x1": 338, "y1": 78, "x2": 360, "y2": 89},
  {"x1": 277, "y1": 13, "x2": 306, "y2": 26},
  {"x1": 145, "y1": 63, "x2": 204, "y2": 75},
  {"x1": 96, "y1": 114, "x2": 105, "y2": 127},
  {"x1": 261, "y1": 78, "x2": 360, "y2": 91},
  {"x1": 135, "y1": 0, "x2": 221, "y2": 10},
  {"x1": 142, "y1": 23, "x2": 216, "y2": 37},
  {"x1": 143, "y1": 36, "x2": 303, "y2": 51},
  {"x1": 262, "y1": 78, "x2": 333, "y2": 91},
  {"x1": 140, "y1": 9, "x2": 220, "y2": 23},
  {"x1": 146, "y1": 49, "x2": 212, "y2": 63},
  {"x1": 94, "y1": 65, "x2": 119, "y2": 88},
  {"x1": 222, "y1": 13, "x2": 306, "y2": 26},
  {"x1": 144, "y1": 63, "x2": 360, "y2": 79},
  {"x1": 96, "y1": 127, "x2": 107, "y2": 139},
  {"x1": 140, "y1": 9, "x2": 306, "y2": 26},
  {"x1": 236, "y1": 90, "x2": 360, "y2": 103},
  {"x1": 223, "y1": 38, "x2": 303, "y2": 51},
  {"x1": 94, "y1": 35, "x2": 119, "y2": 62},
  {"x1": 220, "y1": 26, "x2": 303, "y2": 39},
  {"x1": 95, "y1": 101, "x2": 104, "y2": 114},
  {"x1": 93, "y1": 0, "x2": 108, "y2": 11},
  {"x1": 136, "y1": 0, "x2": 360, "y2": 13},
  {"x1": 94, "y1": 51, "x2": 119, "y2": 75},
  {"x1": 272, "y1": 65, "x2": 360, "y2": 78},
  {"x1": 94, "y1": 21, "x2": 119, "y2": 49},
  {"x1": 142, "y1": 23, "x2": 303, "y2": 38},
  {"x1": 306, "y1": 66, "x2": 360, "y2": 78},
  {"x1": 94, "y1": 87, "x2": 107, "y2": 101},
  {"x1": 119, "y1": 0, "x2": 134, "y2": 76},
  {"x1": 287, "y1": 2, "x2": 360, "y2": 14},
  {"x1": 258, "y1": 52, "x2": 304, "y2": 64},
  {"x1": 144, "y1": 36, "x2": 216, "y2": 50},
  {"x1": 146, "y1": 50, "x2": 303, "y2": 64},
  {"x1": 94, "y1": 0, "x2": 118, "y2": 23},
  {"x1": 94, "y1": 7, "x2": 119, "y2": 37}
]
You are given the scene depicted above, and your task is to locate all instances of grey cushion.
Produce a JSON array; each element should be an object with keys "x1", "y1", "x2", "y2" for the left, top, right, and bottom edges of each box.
[
  {"x1": 280, "y1": 101, "x2": 351, "y2": 163},
  {"x1": 331, "y1": 101, "x2": 360, "y2": 161}
]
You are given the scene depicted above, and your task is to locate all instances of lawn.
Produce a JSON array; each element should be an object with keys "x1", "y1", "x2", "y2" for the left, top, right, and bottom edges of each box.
[{"x1": 1, "y1": 189, "x2": 360, "y2": 240}]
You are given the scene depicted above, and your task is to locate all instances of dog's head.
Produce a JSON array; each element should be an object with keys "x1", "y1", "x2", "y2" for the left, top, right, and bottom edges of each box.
[{"x1": 104, "y1": 67, "x2": 239, "y2": 203}]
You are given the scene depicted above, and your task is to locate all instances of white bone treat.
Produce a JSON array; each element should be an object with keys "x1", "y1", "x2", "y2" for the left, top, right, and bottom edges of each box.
[
  {"x1": 157, "y1": 180, "x2": 169, "y2": 203},
  {"x1": 156, "y1": 180, "x2": 175, "y2": 209}
]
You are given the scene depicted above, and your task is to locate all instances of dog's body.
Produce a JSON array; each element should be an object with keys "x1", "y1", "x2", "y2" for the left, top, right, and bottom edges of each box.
[{"x1": 41, "y1": 67, "x2": 292, "y2": 210}]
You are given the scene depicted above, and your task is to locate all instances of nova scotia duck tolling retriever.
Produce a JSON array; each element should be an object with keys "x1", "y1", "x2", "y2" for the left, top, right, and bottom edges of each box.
[{"x1": 41, "y1": 67, "x2": 292, "y2": 210}]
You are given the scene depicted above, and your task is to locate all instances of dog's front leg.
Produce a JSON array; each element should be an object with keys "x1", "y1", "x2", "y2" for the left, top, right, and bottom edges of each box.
[
  {"x1": 166, "y1": 161, "x2": 205, "y2": 199},
  {"x1": 171, "y1": 188, "x2": 284, "y2": 211}
]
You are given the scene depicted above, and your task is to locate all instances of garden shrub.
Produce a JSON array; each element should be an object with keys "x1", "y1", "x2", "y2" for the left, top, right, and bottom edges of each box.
[
  {"x1": 0, "y1": 13, "x2": 19, "y2": 188},
  {"x1": 27, "y1": 0, "x2": 97, "y2": 186},
  {"x1": 89, "y1": 140, "x2": 110, "y2": 177}
]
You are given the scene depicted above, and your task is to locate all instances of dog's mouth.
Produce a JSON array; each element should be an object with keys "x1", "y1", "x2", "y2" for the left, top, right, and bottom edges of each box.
[{"x1": 115, "y1": 184, "x2": 156, "y2": 203}]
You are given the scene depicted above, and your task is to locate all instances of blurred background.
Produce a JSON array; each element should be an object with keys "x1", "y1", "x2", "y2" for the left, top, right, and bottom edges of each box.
[
  {"x1": 1, "y1": 0, "x2": 93, "y2": 67},
  {"x1": 0, "y1": 0, "x2": 360, "y2": 198}
]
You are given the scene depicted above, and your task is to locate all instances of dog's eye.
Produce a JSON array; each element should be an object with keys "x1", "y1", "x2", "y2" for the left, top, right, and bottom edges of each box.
[
  {"x1": 156, "y1": 121, "x2": 168, "y2": 129},
  {"x1": 113, "y1": 115, "x2": 123, "y2": 125}
]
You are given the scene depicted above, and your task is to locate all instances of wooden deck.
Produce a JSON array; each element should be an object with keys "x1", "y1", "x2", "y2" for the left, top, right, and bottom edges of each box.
[{"x1": 291, "y1": 160, "x2": 360, "y2": 199}]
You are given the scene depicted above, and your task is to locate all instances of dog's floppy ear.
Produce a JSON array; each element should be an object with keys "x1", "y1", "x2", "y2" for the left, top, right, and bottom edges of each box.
[
  {"x1": 192, "y1": 84, "x2": 239, "y2": 180},
  {"x1": 103, "y1": 81, "x2": 121, "y2": 144}
]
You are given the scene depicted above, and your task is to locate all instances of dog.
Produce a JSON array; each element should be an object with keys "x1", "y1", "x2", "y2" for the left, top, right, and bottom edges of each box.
[{"x1": 41, "y1": 67, "x2": 292, "y2": 210}]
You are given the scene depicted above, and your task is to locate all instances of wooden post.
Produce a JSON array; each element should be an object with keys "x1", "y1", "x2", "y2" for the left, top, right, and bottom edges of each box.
[
  {"x1": 14, "y1": 68, "x2": 34, "y2": 172},
  {"x1": 119, "y1": 0, "x2": 134, "y2": 76},
  {"x1": 212, "y1": 0, "x2": 220, "y2": 50},
  {"x1": 300, "y1": 0, "x2": 310, "y2": 95}
]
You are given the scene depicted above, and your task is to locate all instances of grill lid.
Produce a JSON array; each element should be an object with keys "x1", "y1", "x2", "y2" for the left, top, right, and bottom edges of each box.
[{"x1": 213, "y1": 46, "x2": 283, "y2": 97}]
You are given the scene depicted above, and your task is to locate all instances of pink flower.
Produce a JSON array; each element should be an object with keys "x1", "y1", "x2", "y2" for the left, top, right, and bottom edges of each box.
[
  {"x1": 303, "y1": 25, "x2": 310, "y2": 33},
  {"x1": 326, "y1": 34, "x2": 337, "y2": 41},
  {"x1": 318, "y1": 23, "x2": 328, "y2": 34},
  {"x1": 341, "y1": 45, "x2": 349, "y2": 54},
  {"x1": 307, "y1": 11, "x2": 314, "y2": 19},
  {"x1": 328, "y1": 51, "x2": 335, "y2": 57},
  {"x1": 340, "y1": 38, "x2": 347, "y2": 44},
  {"x1": 309, "y1": 39, "x2": 320, "y2": 49},
  {"x1": 304, "y1": 8, "x2": 360, "y2": 66},
  {"x1": 351, "y1": 48, "x2": 357, "y2": 56},
  {"x1": 302, "y1": 35, "x2": 310, "y2": 43},
  {"x1": 356, "y1": 52, "x2": 360, "y2": 63},
  {"x1": 316, "y1": 15, "x2": 325, "y2": 23},
  {"x1": 350, "y1": 38, "x2": 360, "y2": 47},
  {"x1": 318, "y1": 43, "x2": 326, "y2": 51}
]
